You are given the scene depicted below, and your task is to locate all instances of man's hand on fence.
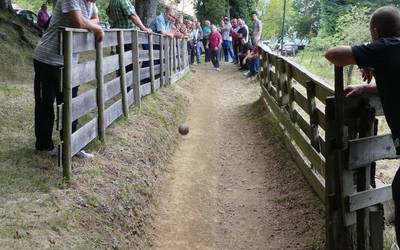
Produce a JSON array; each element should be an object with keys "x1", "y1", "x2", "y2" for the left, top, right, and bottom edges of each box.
[
  {"x1": 360, "y1": 68, "x2": 375, "y2": 84},
  {"x1": 95, "y1": 29, "x2": 105, "y2": 43},
  {"x1": 344, "y1": 85, "x2": 365, "y2": 97}
]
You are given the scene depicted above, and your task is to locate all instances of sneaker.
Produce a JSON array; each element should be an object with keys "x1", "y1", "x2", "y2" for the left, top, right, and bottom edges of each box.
[
  {"x1": 38, "y1": 147, "x2": 58, "y2": 157},
  {"x1": 243, "y1": 71, "x2": 250, "y2": 76},
  {"x1": 75, "y1": 150, "x2": 94, "y2": 158},
  {"x1": 215, "y1": 68, "x2": 220, "y2": 71}
]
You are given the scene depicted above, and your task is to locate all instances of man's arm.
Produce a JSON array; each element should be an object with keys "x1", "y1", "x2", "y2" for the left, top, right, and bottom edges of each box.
[
  {"x1": 324, "y1": 45, "x2": 356, "y2": 66},
  {"x1": 69, "y1": 10, "x2": 104, "y2": 42},
  {"x1": 130, "y1": 15, "x2": 151, "y2": 33}
]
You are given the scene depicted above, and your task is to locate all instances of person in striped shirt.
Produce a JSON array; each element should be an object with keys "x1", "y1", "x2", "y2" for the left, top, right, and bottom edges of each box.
[{"x1": 33, "y1": 0, "x2": 103, "y2": 157}]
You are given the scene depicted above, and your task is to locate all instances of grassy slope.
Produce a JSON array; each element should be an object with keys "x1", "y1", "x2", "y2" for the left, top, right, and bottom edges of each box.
[{"x1": 0, "y1": 10, "x2": 193, "y2": 249}]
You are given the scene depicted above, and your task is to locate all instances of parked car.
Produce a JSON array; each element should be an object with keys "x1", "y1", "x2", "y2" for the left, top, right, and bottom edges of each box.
[
  {"x1": 282, "y1": 42, "x2": 298, "y2": 56},
  {"x1": 15, "y1": 9, "x2": 38, "y2": 25}
]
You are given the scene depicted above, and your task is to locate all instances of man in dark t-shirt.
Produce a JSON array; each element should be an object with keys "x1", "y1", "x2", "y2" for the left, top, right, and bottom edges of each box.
[
  {"x1": 325, "y1": 6, "x2": 400, "y2": 244},
  {"x1": 238, "y1": 37, "x2": 253, "y2": 70}
]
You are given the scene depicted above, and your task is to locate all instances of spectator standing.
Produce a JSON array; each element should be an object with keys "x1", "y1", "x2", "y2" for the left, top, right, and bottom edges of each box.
[
  {"x1": 231, "y1": 18, "x2": 240, "y2": 64},
  {"x1": 202, "y1": 20, "x2": 212, "y2": 62},
  {"x1": 190, "y1": 21, "x2": 202, "y2": 64},
  {"x1": 106, "y1": 0, "x2": 152, "y2": 81},
  {"x1": 221, "y1": 16, "x2": 236, "y2": 62},
  {"x1": 37, "y1": 4, "x2": 50, "y2": 30},
  {"x1": 208, "y1": 24, "x2": 222, "y2": 71},
  {"x1": 251, "y1": 11, "x2": 262, "y2": 44},
  {"x1": 150, "y1": 7, "x2": 175, "y2": 38},
  {"x1": 33, "y1": 0, "x2": 104, "y2": 157}
]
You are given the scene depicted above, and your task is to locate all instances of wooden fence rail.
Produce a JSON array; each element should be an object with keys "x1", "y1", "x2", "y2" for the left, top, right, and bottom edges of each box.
[
  {"x1": 259, "y1": 46, "x2": 396, "y2": 250},
  {"x1": 58, "y1": 28, "x2": 190, "y2": 180}
]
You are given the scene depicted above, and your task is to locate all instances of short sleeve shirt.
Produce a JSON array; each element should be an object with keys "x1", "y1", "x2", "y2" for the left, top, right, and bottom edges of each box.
[
  {"x1": 238, "y1": 27, "x2": 248, "y2": 42},
  {"x1": 352, "y1": 38, "x2": 400, "y2": 153},
  {"x1": 107, "y1": 0, "x2": 137, "y2": 29},
  {"x1": 221, "y1": 22, "x2": 232, "y2": 41},
  {"x1": 253, "y1": 19, "x2": 262, "y2": 39},
  {"x1": 150, "y1": 14, "x2": 171, "y2": 34},
  {"x1": 33, "y1": 0, "x2": 98, "y2": 66}
]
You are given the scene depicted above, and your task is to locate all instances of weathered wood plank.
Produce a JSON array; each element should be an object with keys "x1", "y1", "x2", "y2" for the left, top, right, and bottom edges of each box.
[
  {"x1": 293, "y1": 88, "x2": 326, "y2": 130},
  {"x1": 104, "y1": 99, "x2": 123, "y2": 128},
  {"x1": 71, "y1": 117, "x2": 98, "y2": 157},
  {"x1": 71, "y1": 89, "x2": 96, "y2": 121},
  {"x1": 96, "y1": 40, "x2": 105, "y2": 141},
  {"x1": 261, "y1": 85, "x2": 326, "y2": 202},
  {"x1": 154, "y1": 78, "x2": 161, "y2": 90},
  {"x1": 293, "y1": 109, "x2": 312, "y2": 139},
  {"x1": 262, "y1": 85, "x2": 325, "y2": 178},
  {"x1": 348, "y1": 185, "x2": 392, "y2": 212},
  {"x1": 141, "y1": 82, "x2": 152, "y2": 96},
  {"x1": 117, "y1": 31, "x2": 129, "y2": 117},
  {"x1": 72, "y1": 51, "x2": 131, "y2": 88},
  {"x1": 104, "y1": 77, "x2": 121, "y2": 101},
  {"x1": 344, "y1": 94, "x2": 384, "y2": 119},
  {"x1": 348, "y1": 134, "x2": 397, "y2": 169},
  {"x1": 149, "y1": 34, "x2": 155, "y2": 92}
]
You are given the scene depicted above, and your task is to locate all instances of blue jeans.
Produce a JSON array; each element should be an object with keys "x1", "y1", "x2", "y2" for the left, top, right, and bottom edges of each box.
[
  {"x1": 249, "y1": 57, "x2": 260, "y2": 74},
  {"x1": 222, "y1": 40, "x2": 235, "y2": 62}
]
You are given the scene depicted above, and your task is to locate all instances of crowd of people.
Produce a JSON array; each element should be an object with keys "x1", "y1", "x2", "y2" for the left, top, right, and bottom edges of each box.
[
  {"x1": 32, "y1": 0, "x2": 263, "y2": 159},
  {"x1": 184, "y1": 12, "x2": 263, "y2": 77}
]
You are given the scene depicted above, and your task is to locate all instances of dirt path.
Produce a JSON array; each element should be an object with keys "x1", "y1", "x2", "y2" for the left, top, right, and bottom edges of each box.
[{"x1": 151, "y1": 63, "x2": 325, "y2": 250}]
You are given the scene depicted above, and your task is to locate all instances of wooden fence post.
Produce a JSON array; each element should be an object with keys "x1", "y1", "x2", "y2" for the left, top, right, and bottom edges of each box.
[
  {"x1": 117, "y1": 30, "x2": 129, "y2": 117},
  {"x1": 165, "y1": 37, "x2": 171, "y2": 85},
  {"x1": 276, "y1": 58, "x2": 284, "y2": 106},
  {"x1": 306, "y1": 80, "x2": 320, "y2": 152},
  {"x1": 132, "y1": 30, "x2": 141, "y2": 108},
  {"x1": 177, "y1": 39, "x2": 182, "y2": 71},
  {"x1": 172, "y1": 38, "x2": 176, "y2": 72},
  {"x1": 160, "y1": 35, "x2": 165, "y2": 87},
  {"x1": 62, "y1": 30, "x2": 73, "y2": 181},
  {"x1": 95, "y1": 40, "x2": 105, "y2": 142},
  {"x1": 285, "y1": 63, "x2": 295, "y2": 122},
  {"x1": 148, "y1": 33, "x2": 155, "y2": 92},
  {"x1": 356, "y1": 104, "x2": 376, "y2": 250}
]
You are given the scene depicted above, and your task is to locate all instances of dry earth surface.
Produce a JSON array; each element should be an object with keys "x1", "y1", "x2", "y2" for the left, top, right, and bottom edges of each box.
[{"x1": 151, "y1": 63, "x2": 325, "y2": 250}]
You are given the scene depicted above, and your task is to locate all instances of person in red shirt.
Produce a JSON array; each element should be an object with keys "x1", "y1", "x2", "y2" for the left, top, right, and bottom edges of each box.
[{"x1": 208, "y1": 24, "x2": 223, "y2": 71}]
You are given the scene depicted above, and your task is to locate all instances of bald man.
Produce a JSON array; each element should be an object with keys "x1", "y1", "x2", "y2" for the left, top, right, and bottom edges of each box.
[{"x1": 325, "y1": 6, "x2": 400, "y2": 243}]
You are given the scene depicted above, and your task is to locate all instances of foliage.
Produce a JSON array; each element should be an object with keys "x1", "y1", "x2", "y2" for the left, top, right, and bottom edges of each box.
[
  {"x1": 334, "y1": 5, "x2": 370, "y2": 45},
  {"x1": 229, "y1": 0, "x2": 257, "y2": 25},
  {"x1": 259, "y1": 0, "x2": 294, "y2": 40},
  {"x1": 195, "y1": 0, "x2": 227, "y2": 24},
  {"x1": 289, "y1": 0, "x2": 320, "y2": 41}
]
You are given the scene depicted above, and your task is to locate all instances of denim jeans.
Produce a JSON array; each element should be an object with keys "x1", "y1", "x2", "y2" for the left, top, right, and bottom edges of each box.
[
  {"x1": 222, "y1": 40, "x2": 235, "y2": 62},
  {"x1": 249, "y1": 57, "x2": 260, "y2": 74}
]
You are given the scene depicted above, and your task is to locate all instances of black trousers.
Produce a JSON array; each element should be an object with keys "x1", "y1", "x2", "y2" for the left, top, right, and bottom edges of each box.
[
  {"x1": 202, "y1": 38, "x2": 210, "y2": 62},
  {"x1": 33, "y1": 60, "x2": 78, "y2": 150},
  {"x1": 211, "y1": 49, "x2": 220, "y2": 68},
  {"x1": 233, "y1": 40, "x2": 239, "y2": 63}
]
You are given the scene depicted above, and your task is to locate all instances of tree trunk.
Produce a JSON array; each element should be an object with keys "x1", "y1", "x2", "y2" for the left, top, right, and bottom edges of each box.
[
  {"x1": 0, "y1": 0, "x2": 13, "y2": 12},
  {"x1": 135, "y1": 0, "x2": 159, "y2": 27}
]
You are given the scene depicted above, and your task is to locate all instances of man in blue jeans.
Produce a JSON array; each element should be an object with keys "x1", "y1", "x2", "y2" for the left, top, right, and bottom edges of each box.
[
  {"x1": 243, "y1": 42, "x2": 260, "y2": 77},
  {"x1": 221, "y1": 16, "x2": 236, "y2": 62}
]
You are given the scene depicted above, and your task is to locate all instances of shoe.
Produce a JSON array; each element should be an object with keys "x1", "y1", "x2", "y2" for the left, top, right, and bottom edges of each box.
[
  {"x1": 38, "y1": 147, "x2": 58, "y2": 157},
  {"x1": 247, "y1": 72, "x2": 258, "y2": 78},
  {"x1": 243, "y1": 71, "x2": 250, "y2": 76},
  {"x1": 75, "y1": 150, "x2": 94, "y2": 158},
  {"x1": 239, "y1": 68, "x2": 247, "y2": 71},
  {"x1": 215, "y1": 68, "x2": 220, "y2": 71}
]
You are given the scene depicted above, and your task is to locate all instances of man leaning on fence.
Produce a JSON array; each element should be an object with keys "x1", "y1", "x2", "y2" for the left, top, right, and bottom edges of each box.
[
  {"x1": 325, "y1": 5, "x2": 400, "y2": 245},
  {"x1": 33, "y1": 0, "x2": 104, "y2": 158}
]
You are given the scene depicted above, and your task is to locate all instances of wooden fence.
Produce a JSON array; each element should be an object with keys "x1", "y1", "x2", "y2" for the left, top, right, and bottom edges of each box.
[
  {"x1": 57, "y1": 28, "x2": 190, "y2": 180},
  {"x1": 259, "y1": 46, "x2": 396, "y2": 250}
]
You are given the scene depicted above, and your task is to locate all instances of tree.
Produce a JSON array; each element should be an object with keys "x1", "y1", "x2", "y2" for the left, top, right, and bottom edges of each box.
[
  {"x1": 289, "y1": 0, "x2": 320, "y2": 41},
  {"x1": 229, "y1": 0, "x2": 257, "y2": 25},
  {"x1": 0, "y1": 0, "x2": 12, "y2": 11},
  {"x1": 135, "y1": 0, "x2": 159, "y2": 27},
  {"x1": 195, "y1": 0, "x2": 227, "y2": 25},
  {"x1": 260, "y1": 0, "x2": 294, "y2": 40}
]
